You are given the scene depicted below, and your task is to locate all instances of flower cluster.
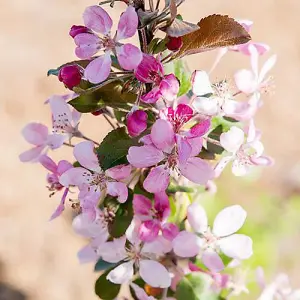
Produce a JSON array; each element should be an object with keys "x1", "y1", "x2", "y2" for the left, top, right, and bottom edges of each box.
[{"x1": 20, "y1": 0, "x2": 289, "y2": 299}]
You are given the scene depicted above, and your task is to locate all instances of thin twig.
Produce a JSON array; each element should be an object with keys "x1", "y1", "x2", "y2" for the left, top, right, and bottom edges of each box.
[
  {"x1": 103, "y1": 114, "x2": 117, "y2": 129},
  {"x1": 204, "y1": 136, "x2": 222, "y2": 147},
  {"x1": 155, "y1": 0, "x2": 161, "y2": 10},
  {"x1": 63, "y1": 142, "x2": 75, "y2": 148},
  {"x1": 161, "y1": 288, "x2": 168, "y2": 300},
  {"x1": 138, "y1": 27, "x2": 148, "y2": 53},
  {"x1": 149, "y1": 0, "x2": 154, "y2": 11},
  {"x1": 233, "y1": 91, "x2": 242, "y2": 97},
  {"x1": 80, "y1": 135, "x2": 100, "y2": 146}
]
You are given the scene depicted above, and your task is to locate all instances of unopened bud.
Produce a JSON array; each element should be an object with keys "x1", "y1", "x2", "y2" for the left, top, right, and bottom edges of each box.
[
  {"x1": 58, "y1": 65, "x2": 82, "y2": 89},
  {"x1": 166, "y1": 36, "x2": 183, "y2": 51}
]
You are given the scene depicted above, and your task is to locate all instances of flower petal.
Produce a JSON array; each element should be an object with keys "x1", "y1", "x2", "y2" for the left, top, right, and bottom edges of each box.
[
  {"x1": 84, "y1": 53, "x2": 111, "y2": 84},
  {"x1": 139, "y1": 220, "x2": 160, "y2": 242},
  {"x1": 259, "y1": 55, "x2": 277, "y2": 83},
  {"x1": 22, "y1": 123, "x2": 48, "y2": 145},
  {"x1": 160, "y1": 74, "x2": 179, "y2": 102},
  {"x1": 116, "y1": 6, "x2": 138, "y2": 41},
  {"x1": 234, "y1": 69, "x2": 257, "y2": 94},
  {"x1": 142, "y1": 235, "x2": 172, "y2": 255},
  {"x1": 59, "y1": 167, "x2": 88, "y2": 187},
  {"x1": 74, "y1": 33, "x2": 100, "y2": 59},
  {"x1": 49, "y1": 188, "x2": 69, "y2": 220},
  {"x1": 39, "y1": 155, "x2": 57, "y2": 173},
  {"x1": 77, "y1": 244, "x2": 99, "y2": 264},
  {"x1": 214, "y1": 156, "x2": 232, "y2": 178},
  {"x1": 107, "y1": 261, "x2": 134, "y2": 284},
  {"x1": 127, "y1": 145, "x2": 165, "y2": 168},
  {"x1": 107, "y1": 181, "x2": 128, "y2": 203},
  {"x1": 213, "y1": 205, "x2": 247, "y2": 237},
  {"x1": 220, "y1": 126, "x2": 245, "y2": 153},
  {"x1": 151, "y1": 119, "x2": 175, "y2": 152},
  {"x1": 130, "y1": 283, "x2": 155, "y2": 300},
  {"x1": 141, "y1": 87, "x2": 162, "y2": 103},
  {"x1": 116, "y1": 44, "x2": 143, "y2": 70},
  {"x1": 127, "y1": 109, "x2": 148, "y2": 137},
  {"x1": 232, "y1": 158, "x2": 250, "y2": 176},
  {"x1": 192, "y1": 70, "x2": 214, "y2": 96},
  {"x1": 139, "y1": 260, "x2": 171, "y2": 288},
  {"x1": 106, "y1": 164, "x2": 132, "y2": 180},
  {"x1": 193, "y1": 97, "x2": 219, "y2": 116},
  {"x1": 74, "y1": 141, "x2": 101, "y2": 172},
  {"x1": 98, "y1": 237, "x2": 127, "y2": 263},
  {"x1": 57, "y1": 160, "x2": 73, "y2": 175},
  {"x1": 187, "y1": 202, "x2": 208, "y2": 233},
  {"x1": 189, "y1": 119, "x2": 211, "y2": 137},
  {"x1": 173, "y1": 231, "x2": 202, "y2": 257},
  {"x1": 218, "y1": 234, "x2": 253, "y2": 259},
  {"x1": 162, "y1": 223, "x2": 179, "y2": 240},
  {"x1": 143, "y1": 165, "x2": 170, "y2": 193},
  {"x1": 83, "y1": 5, "x2": 112, "y2": 35},
  {"x1": 202, "y1": 249, "x2": 225, "y2": 272},
  {"x1": 133, "y1": 194, "x2": 152, "y2": 217},
  {"x1": 176, "y1": 135, "x2": 192, "y2": 165},
  {"x1": 19, "y1": 146, "x2": 45, "y2": 162},
  {"x1": 180, "y1": 157, "x2": 214, "y2": 185}
]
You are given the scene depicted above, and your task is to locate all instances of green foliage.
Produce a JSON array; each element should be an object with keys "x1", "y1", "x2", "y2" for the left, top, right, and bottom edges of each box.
[
  {"x1": 107, "y1": 190, "x2": 134, "y2": 238},
  {"x1": 94, "y1": 259, "x2": 118, "y2": 272},
  {"x1": 95, "y1": 268, "x2": 121, "y2": 300},
  {"x1": 175, "y1": 272, "x2": 219, "y2": 300},
  {"x1": 207, "y1": 125, "x2": 225, "y2": 155},
  {"x1": 148, "y1": 38, "x2": 167, "y2": 54},
  {"x1": 69, "y1": 80, "x2": 136, "y2": 113},
  {"x1": 96, "y1": 127, "x2": 140, "y2": 171}
]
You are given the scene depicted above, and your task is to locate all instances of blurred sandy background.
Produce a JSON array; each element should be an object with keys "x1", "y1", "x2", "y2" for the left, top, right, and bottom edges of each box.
[{"x1": 1, "y1": 0, "x2": 300, "y2": 299}]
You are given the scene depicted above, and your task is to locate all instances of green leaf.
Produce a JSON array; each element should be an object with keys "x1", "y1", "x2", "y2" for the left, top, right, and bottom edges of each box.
[
  {"x1": 175, "y1": 272, "x2": 214, "y2": 300},
  {"x1": 47, "y1": 68, "x2": 60, "y2": 76},
  {"x1": 68, "y1": 80, "x2": 136, "y2": 113},
  {"x1": 167, "y1": 184, "x2": 194, "y2": 193},
  {"x1": 96, "y1": 127, "x2": 140, "y2": 171},
  {"x1": 108, "y1": 190, "x2": 134, "y2": 238},
  {"x1": 95, "y1": 269, "x2": 121, "y2": 300},
  {"x1": 207, "y1": 125, "x2": 225, "y2": 155},
  {"x1": 164, "y1": 59, "x2": 191, "y2": 96},
  {"x1": 94, "y1": 259, "x2": 118, "y2": 272}
]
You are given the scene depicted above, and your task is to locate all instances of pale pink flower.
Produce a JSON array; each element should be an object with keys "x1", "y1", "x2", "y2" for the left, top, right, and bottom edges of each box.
[
  {"x1": 133, "y1": 192, "x2": 179, "y2": 242},
  {"x1": 257, "y1": 268, "x2": 300, "y2": 300},
  {"x1": 127, "y1": 118, "x2": 214, "y2": 193},
  {"x1": 19, "y1": 123, "x2": 65, "y2": 162},
  {"x1": 39, "y1": 155, "x2": 73, "y2": 220},
  {"x1": 127, "y1": 108, "x2": 148, "y2": 137},
  {"x1": 134, "y1": 54, "x2": 179, "y2": 103},
  {"x1": 98, "y1": 221, "x2": 172, "y2": 287},
  {"x1": 49, "y1": 95, "x2": 81, "y2": 139},
  {"x1": 73, "y1": 5, "x2": 142, "y2": 83},
  {"x1": 234, "y1": 45, "x2": 276, "y2": 97},
  {"x1": 73, "y1": 209, "x2": 110, "y2": 263},
  {"x1": 59, "y1": 141, "x2": 131, "y2": 203},
  {"x1": 173, "y1": 203, "x2": 253, "y2": 272},
  {"x1": 192, "y1": 71, "x2": 254, "y2": 120},
  {"x1": 130, "y1": 283, "x2": 175, "y2": 300},
  {"x1": 215, "y1": 121, "x2": 273, "y2": 177}
]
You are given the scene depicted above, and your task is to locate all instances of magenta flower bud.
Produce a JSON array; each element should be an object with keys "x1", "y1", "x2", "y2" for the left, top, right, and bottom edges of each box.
[
  {"x1": 91, "y1": 109, "x2": 105, "y2": 116},
  {"x1": 127, "y1": 110, "x2": 148, "y2": 137},
  {"x1": 166, "y1": 36, "x2": 183, "y2": 51},
  {"x1": 58, "y1": 65, "x2": 82, "y2": 89},
  {"x1": 134, "y1": 54, "x2": 164, "y2": 84},
  {"x1": 69, "y1": 25, "x2": 90, "y2": 38}
]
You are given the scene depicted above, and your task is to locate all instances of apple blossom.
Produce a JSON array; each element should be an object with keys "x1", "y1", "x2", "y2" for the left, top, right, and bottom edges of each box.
[
  {"x1": 173, "y1": 203, "x2": 253, "y2": 272},
  {"x1": 73, "y1": 5, "x2": 142, "y2": 83}
]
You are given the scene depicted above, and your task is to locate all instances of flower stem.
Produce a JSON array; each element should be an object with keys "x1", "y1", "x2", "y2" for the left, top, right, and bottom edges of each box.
[
  {"x1": 63, "y1": 142, "x2": 75, "y2": 148},
  {"x1": 204, "y1": 136, "x2": 222, "y2": 147},
  {"x1": 162, "y1": 288, "x2": 168, "y2": 299},
  {"x1": 155, "y1": 0, "x2": 161, "y2": 10},
  {"x1": 80, "y1": 134, "x2": 100, "y2": 146},
  {"x1": 103, "y1": 114, "x2": 118, "y2": 129}
]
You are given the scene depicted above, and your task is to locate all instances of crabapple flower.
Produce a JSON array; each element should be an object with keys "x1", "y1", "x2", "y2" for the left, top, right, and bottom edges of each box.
[
  {"x1": 127, "y1": 108, "x2": 148, "y2": 137},
  {"x1": 39, "y1": 154, "x2": 73, "y2": 220},
  {"x1": 173, "y1": 203, "x2": 253, "y2": 272},
  {"x1": 192, "y1": 71, "x2": 255, "y2": 120},
  {"x1": 215, "y1": 121, "x2": 273, "y2": 177},
  {"x1": 73, "y1": 5, "x2": 142, "y2": 83},
  {"x1": 134, "y1": 54, "x2": 179, "y2": 103},
  {"x1": 133, "y1": 192, "x2": 179, "y2": 242},
  {"x1": 98, "y1": 221, "x2": 172, "y2": 287},
  {"x1": 58, "y1": 65, "x2": 83, "y2": 89},
  {"x1": 127, "y1": 118, "x2": 214, "y2": 193},
  {"x1": 257, "y1": 268, "x2": 300, "y2": 300},
  {"x1": 19, "y1": 123, "x2": 65, "y2": 162},
  {"x1": 59, "y1": 141, "x2": 131, "y2": 203},
  {"x1": 234, "y1": 45, "x2": 276, "y2": 99},
  {"x1": 49, "y1": 95, "x2": 81, "y2": 140}
]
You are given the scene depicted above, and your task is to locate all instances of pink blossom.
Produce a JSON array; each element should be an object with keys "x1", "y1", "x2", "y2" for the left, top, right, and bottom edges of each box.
[
  {"x1": 39, "y1": 154, "x2": 73, "y2": 220},
  {"x1": 49, "y1": 95, "x2": 81, "y2": 139},
  {"x1": 59, "y1": 141, "x2": 131, "y2": 203},
  {"x1": 130, "y1": 283, "x2": 176, "y2": 300},
  {"x1": 192, "y1": 71, "x2": 255, "y2": 120},
  {"x1": 127, "y1": 108, "x2": 148, "y2": 137},
  {"x1": 19, "y1": 123, "x2": 65, "y2": 162},
  {"x1": 133, "y1": 192, "x2": 179, "y2": 242},
  {"x1": 134, "y1": 54, "x2": 179, "y2": 103},
  {"x1": 98, "y1": 221, "x2": 172, "y2": 287},
  {"x1": 73, "y1": 6, "x2": 142, "y2": 83},
  {"x1": 69, "y1": 25, "x2": 91, "y2": 38},
  {"x1": 172, "y1": 203, "x2": 253, "y2": 272},
  {"x1": 215, "y1": 121, "x2": 273, "y2": 177},
  {"x1": 234, "y1": 45, "x2": 276, "y2": 97},
  {"x1": 127, "y1": 118, "x2": 214, "y2": 193}
]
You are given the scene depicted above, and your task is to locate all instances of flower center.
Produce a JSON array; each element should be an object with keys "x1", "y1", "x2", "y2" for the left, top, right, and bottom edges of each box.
[
  {"x1": 102, "y1": 36, "x2": 116, "y2": 50},
  {"x1": 83, "y1": 171, "x2": 107, "y2": 191},
  {"x1": 202, "y1": 228, "x2": 219, "y2": 250}
]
